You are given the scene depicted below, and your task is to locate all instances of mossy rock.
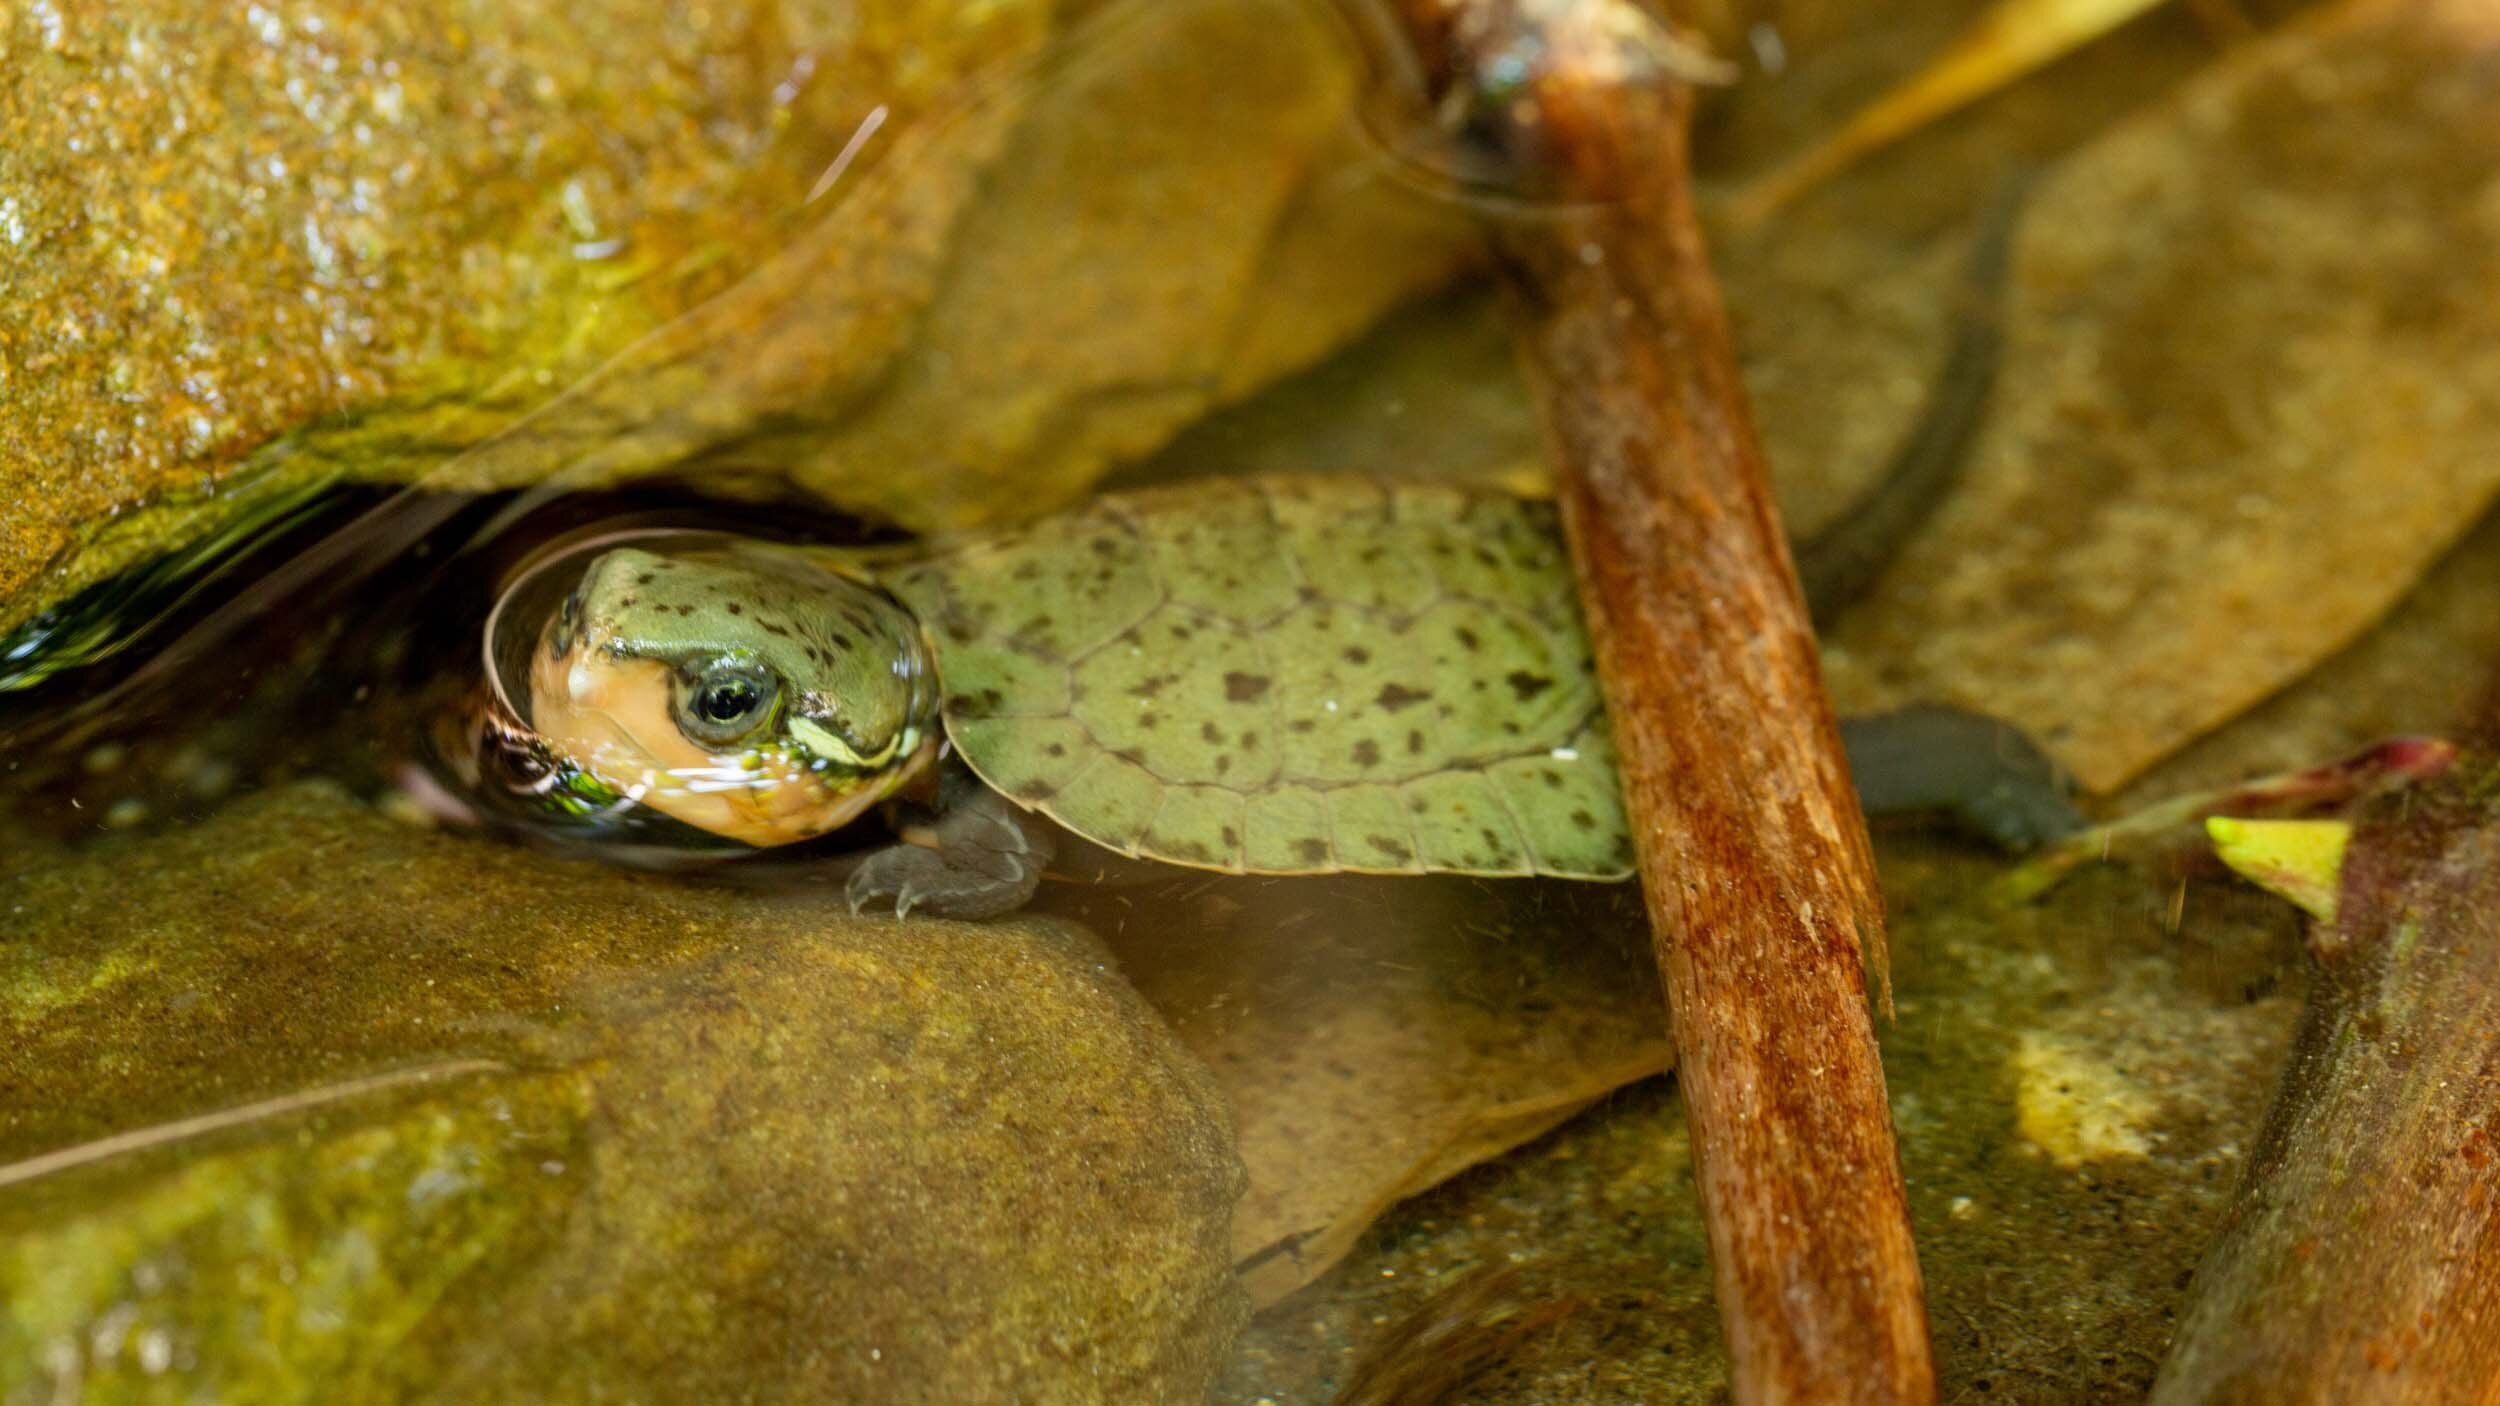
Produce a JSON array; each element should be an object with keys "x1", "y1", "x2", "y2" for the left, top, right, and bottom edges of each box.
[
  {"x1": 0, "y1": 782, "x2": 1245, "y2": 1401},
  {"x1": 0, "y1": 0, "x2": 1473, "y2": 636}
]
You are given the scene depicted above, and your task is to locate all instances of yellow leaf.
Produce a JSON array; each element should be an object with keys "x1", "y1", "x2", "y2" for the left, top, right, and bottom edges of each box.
[{"x1": 2206, "y1": 817, "x2": 2350, "y2": 922}]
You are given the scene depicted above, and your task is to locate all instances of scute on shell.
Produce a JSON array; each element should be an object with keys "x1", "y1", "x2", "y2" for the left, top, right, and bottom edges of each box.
[{"x1": 878, "y1": 476, "x2": 1632, "y2": 879}]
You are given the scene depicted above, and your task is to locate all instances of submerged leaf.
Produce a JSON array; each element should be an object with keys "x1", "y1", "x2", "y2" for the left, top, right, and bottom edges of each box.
[{"x1": 1821, "y1": 0, "x2": 2500, "y2": 791}]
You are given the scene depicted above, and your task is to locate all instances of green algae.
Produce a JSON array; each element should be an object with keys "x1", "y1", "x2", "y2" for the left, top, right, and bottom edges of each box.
[
  {"x1": 0, "y1": 0, "x2": 1057, "y2": 627},
  {"x1": 0, "y1": 782, "x2": 1246, "y2": 1401},
  {"x1": 1, "y1": 1069, "x2": 590, "y2": 1405},
  {"x1": 0, "y1": 0, "x2": 1474, "y2": 637}
]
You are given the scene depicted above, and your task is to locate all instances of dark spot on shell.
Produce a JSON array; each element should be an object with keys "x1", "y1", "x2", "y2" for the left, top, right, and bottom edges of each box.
[
  {"x1": 1199, "y1": 721, "x2": 1223, "y2": 744},
  {"x1": 1367, "y1": 834, "x2": 1412, "y2": 862},
  {"x1": 1090, "y1": 536, "x2": 1122, "y2": 558},
  {"x1": 1352, "y1": 739, "x2": 1381, "y2": 768},
  {"x1": 827, "y1": 632, "x2": 854, "y2": 653},
  {"x1": 1129, "y1": 675, "x2": 1168, "y2": 700},
  {"x1": 1571, "y1": 808, "x2": 1597, "y2": 830},
  {"x1": 1045, "y1": 742, "x2": 1067, "y2": 758},
  {"x1": 1216, "y1": 755, "x2": 1233, "y2": 776},
  {"x1": 1480, "y1": 827, "x2": 1505, "y2": 854},
  {"x1": 1012, "y1": 560, "x2": 1041, "y2": 581},
  {"x1": 1241, "y1": 730, "x2": 1260, "y2": 749},
  {"x1": 1223, "y1": 672, "x2": 1272, "y2": 703},
  {"x1": 1406, "y1": 731, "x2": 1423, "y2": 755},
  {"x1": 1505, "y1": 671, "x2": 1554, "y2": 701},
  {"x1": 1295, "y1": 838, "x2": 1330, "y2": 864},
  {"x1": 1374, "y1": 683, "x2": 1432, "y2": 713},
  {"x1": 946, "y1": 688, "x2": 1007, "y2": 718},
  {"x1": 1016, "y1": 781, "x2": 1058, "y2": 802},
  {"x1": 938, "y1": 604, "x2": 983, "y2": 643},
  {"x1": 763, "y1": 621, "x2": 793, "y2": 638},
  {"x1": 1160, "y1": 837, "x2": 1214, "y2": 863},
  {"x1": 1112, "y1": 748, "x2": 1146, "y2": 766},
  {"x1": 1169, "y1": 623, "x2": 1194, "y2": 642},
  {"x1": 635, "y1": 572, "x2": 656, "y2": 586},
  {"x1": 725, "y1": 603, "x2": 743, "y2": 616},
  {"x1": 617, "y1": 595, "x2": 636, "y2": 609},
  {"x1": 1543, "y1": 769, "x2": 1565, "y2": 788},
  {"x1": 1139, "y1": 714, "x2": 1161, "y2": 730},
  {"x1": 1289, "y1": 720, "x2": 1315, "y2": 734},
  {"x1": 1221, "y1": 825, "x2": 1240, "y2": 848},
  {"x1": 1454, "y1": 627, "x2": 1481, "y2": 651},
  {"x1": 1343, "y1": 646, "x2": 1372, "y2": 665}
]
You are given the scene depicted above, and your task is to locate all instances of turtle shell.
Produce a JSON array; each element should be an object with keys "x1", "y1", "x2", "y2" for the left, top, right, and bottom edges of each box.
[{"x1": 875, "y1": 476, "x2": 1632, "y2": 878}]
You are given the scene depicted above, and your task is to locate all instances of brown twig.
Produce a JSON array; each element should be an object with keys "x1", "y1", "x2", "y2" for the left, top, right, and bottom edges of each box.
[{"x1": 1365, "y1": 3, "x2": 1934, "y2": 1400}]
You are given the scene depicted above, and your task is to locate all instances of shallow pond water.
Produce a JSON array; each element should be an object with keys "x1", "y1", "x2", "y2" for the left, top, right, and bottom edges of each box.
[{"x1": 8, "y1": 0, "x2": 2500, "y2": 1400}]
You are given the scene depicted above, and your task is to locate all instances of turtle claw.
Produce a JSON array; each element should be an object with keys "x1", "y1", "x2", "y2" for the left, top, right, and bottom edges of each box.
[
  {"x1": 843, "y1": 784, "x2": 1056, "y2": 921},
  {"x1": 845, "y1": 841, "x2": 1038, "y2": 921}
]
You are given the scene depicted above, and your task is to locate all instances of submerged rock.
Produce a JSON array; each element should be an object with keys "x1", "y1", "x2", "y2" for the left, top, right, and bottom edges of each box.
[{"x1": 0, "y1": 782, "x2": 1244, "y2": 1402}]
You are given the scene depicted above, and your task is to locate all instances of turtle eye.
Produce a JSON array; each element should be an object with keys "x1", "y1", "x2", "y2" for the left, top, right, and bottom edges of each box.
[{"x1": 675, "y1": 663, "x2": 780, "y2": 747}]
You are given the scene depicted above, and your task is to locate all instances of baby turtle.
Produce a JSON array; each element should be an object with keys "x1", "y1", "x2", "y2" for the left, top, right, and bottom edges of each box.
[{"x1": 507, "y1": 473, "x2": 2076, "y2": 917}]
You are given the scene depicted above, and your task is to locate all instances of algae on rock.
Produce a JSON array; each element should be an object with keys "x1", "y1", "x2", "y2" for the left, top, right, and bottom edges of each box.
[
  {"x1": 0, "y1": 782, "x2": 1245, "y2": 1403},
  {"x1": 0, "y1": 0, "x2": 1474, "y2": 636}
]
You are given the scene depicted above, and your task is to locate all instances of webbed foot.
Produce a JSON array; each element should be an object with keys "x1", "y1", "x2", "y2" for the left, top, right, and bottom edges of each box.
[
  {"x1": 1842, "y1": 704, "x2": 2083, "y2": 851},
  {"x1": 845, "y1": 784, "x2": 1056, "y2": 920}
]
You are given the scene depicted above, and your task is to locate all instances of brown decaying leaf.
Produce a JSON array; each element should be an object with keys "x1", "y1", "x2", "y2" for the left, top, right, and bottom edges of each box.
[
  {"x1": 1823, "y1": 0, "x2": 2500, "y2": 792},
  {"x1": 1078, "y1": 877, "x2": 1668, "y2": 1310}
]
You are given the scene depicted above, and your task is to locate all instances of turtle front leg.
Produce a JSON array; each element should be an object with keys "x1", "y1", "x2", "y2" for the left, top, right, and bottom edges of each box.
[
  {"x1": 845, "y1": 780, "x2": 1058, "y2": 921},
  {"x1": 1841, "y1": 704, "x2": 2082, "y2": 851}
]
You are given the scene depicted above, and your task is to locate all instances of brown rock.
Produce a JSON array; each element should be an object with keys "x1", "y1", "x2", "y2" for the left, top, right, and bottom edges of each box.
[
  {"x1": 0, "y1": 781, "x2": 1244, "y2": 1402},
  {"x1": 0, "y1": 0, "x2": 1055, "y2": 626},
  {"x1": 0, "y1": 0, "x2": 1474, "y2": 634}
]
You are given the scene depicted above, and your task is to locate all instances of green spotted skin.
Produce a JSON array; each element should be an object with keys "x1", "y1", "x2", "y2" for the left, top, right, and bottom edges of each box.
[{"x1": 876, "y1": 476, "x2": 1631, "y2": 879}]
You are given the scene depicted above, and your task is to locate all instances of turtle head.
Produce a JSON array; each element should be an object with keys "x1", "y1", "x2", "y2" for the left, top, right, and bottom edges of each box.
[{"x1": 527, "y1": 538, "x2": 939, "y2": 846}]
